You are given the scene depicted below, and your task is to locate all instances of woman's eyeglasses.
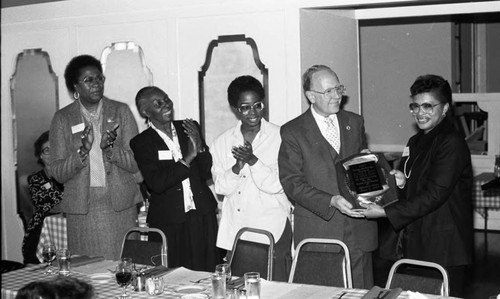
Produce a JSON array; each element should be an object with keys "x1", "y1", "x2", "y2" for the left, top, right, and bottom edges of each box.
[
  {"x1": 79, "y1": 75, "x2": 106, "y2": 86},
  {"x1": 237, "y1": 102, "x2": 265, "y2": 115},
  {"x1": 409, "y1": 103, "x2": 441, "y2": 114},
  {"x1": 309, "y1": 85, "x2": 346, "y2": 98},
  {"x1": 41, "y1": 147, "x2": 50, "y2": 155}
]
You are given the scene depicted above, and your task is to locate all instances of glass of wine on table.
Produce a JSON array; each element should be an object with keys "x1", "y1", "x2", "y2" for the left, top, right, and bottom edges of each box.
[
  {"x1": 42, "y1": 242, "x2": 57, "y2": 275},
  {"x1": 115, "y1": 260, "x2": 133, "y2": 299}
]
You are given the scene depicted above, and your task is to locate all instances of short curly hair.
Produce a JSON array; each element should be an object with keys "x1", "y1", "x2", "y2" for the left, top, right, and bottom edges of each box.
[
  {"x1": 16, "y1": 276, "x2": 94, "y2": 299},
  {"x1": 64, "y1": 55, "x2": 103, "y2": 93},
  {"x1": 227, "y1": 75, "x2": 265, "y2": 108},
  {"x1": 410, "y1": 74, "x2": 452, "y2": 105}
]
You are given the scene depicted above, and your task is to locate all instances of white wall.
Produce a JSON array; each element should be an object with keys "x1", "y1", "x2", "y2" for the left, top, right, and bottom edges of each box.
[
  {"x1": 3, "y1": 0, "x2": 500, "y2": 261},
  {"x1": 360, "y1": 18, "x2": 453, "y2": 151},
  {"x1": 1, "y1": 0, "x2": 304, "y2": 262}
]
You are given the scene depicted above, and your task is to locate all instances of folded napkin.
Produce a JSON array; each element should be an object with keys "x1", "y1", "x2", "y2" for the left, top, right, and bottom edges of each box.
[
  {"x1": 361, "y1": 286, "x2": 402, "y2": 299},
  {"x1": 407, "y1": 291, "x2": 430, "y2": 299},
  {"x1": 71, "y1": 255, "x2": 105, "y2": 268}
]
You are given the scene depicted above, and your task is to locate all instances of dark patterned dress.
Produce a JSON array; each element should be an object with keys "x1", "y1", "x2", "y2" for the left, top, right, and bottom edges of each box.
[{"x1": 22, "y1": 170, "x2": 63, "y2": 264}]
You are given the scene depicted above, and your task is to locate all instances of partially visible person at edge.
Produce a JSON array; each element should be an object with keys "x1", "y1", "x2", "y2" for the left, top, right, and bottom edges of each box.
[
  {"x1": 48, "y1": 54, "x2": 142, "y2": 260},
  {"x1": 130, "y1": 86, "x2": 219, "y2": 271},
  {"x1": 210, "y1": 75, "x2": 293, "y2": 281},
  {"x1": 22, "y1": 131, "x2": 64, "y2": 264},
  {"x1": 278, "y1": 65, "x2": 377, "y2": 288},
  {"x1": 15, "y1": 276, "x2": 94, "y2": 299},
  {"x1": 361, "y1": 74, "x2": 473, "y2": 297}
]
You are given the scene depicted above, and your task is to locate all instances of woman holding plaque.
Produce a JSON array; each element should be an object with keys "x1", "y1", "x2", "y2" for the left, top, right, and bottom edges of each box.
[{"x1": 361, "y1": 74, "x2": 473, "y2": 297}]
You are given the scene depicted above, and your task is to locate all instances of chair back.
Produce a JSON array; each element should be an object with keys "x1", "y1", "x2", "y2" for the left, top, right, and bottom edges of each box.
[
  {"x1": 288, "y1": 238, "x2": 352, "y2": 288},
  {"x1": 385, "y1": 258, "x2": 449, "y2": 296},
  {"x1": 228, "y1": 227, "x2": 275, "y2": 280},
  {"x1": 120, "y1": 227, "x2": 167, "y2": 267}
]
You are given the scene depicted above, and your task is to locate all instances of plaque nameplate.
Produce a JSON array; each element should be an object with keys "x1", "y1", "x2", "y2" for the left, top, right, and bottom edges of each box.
[{"x1": 335, "y1": 153, "x2": 398, "y2": 208}]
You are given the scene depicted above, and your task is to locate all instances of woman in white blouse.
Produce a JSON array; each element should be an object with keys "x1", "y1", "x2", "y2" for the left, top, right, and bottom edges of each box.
[{"x1": 210, "y1": 75, "x2": 293, "y2": 281}]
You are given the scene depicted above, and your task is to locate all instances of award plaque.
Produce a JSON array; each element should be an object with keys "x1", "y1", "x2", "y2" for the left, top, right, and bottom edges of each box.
[{"x1": 335, "y1": 153, "x2": 398, "y2": 209}]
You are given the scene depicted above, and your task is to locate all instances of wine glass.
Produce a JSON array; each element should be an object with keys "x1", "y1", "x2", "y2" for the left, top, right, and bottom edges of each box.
[
  {"x1": 115, "y1": 261, "x2": 133, "y2": 299},
  {"x1": 215, "y1": 263, "x2": 232, "y2": 282},
  {"x1": 42, "y1": 242, "x2": 57, "y2": 275}
]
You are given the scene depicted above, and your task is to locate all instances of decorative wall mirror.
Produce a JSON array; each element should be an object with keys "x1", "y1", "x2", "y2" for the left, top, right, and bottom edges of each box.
[
  {"x1": 199, "y1": 34, "x2": 268, "y2": 146},
  {"x1": 101, "y1": 41, "x2": 153, "y2": 133},
  {"x1": 10, "y1": 49, "x2": 59, "y2": 226}
]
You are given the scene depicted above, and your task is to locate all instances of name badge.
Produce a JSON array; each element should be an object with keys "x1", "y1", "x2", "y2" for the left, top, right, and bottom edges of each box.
[
  {"x1": 402, "y1": 146, "x2": 410, "y2": 157},
  {"x1": 71, "y1": 123, "x2": 85, "y2": 134},
  {"x1": 158, "y1": 150, "x2": 173, "y2": 160},
  {"x1": 42, "y1": 182, "x2": 52, "y2": 189}
]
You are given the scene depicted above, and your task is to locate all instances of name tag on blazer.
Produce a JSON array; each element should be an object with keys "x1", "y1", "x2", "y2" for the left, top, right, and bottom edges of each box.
[
  {"x1": 158, "y1": 150, "x2": 173, "y2": 160},
  {"x1": 71, "y1": 123, "x2": 85, "y2": 134}
]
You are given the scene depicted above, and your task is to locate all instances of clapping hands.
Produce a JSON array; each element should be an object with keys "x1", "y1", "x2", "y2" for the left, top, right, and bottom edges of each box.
[{"x1": 231, "y1": 141, "x2": 258, "y2": 174}]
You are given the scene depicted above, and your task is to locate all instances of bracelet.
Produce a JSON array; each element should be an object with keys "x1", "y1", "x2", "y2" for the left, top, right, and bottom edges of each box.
[{"x1": 77, "y1": 147, "x2": 89, "y2": 160}]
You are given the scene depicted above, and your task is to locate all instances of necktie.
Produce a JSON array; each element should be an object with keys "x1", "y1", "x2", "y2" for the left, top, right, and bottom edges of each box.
[{"x1": 324, "y1": 117, "x2": 341, "y2": 153}]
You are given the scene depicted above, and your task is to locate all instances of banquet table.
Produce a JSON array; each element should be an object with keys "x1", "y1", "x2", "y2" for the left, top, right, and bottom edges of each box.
[
  {"x1": 35, "y1": 213, "x2": 67, "y2": 263},
  {"x1": 1, "y1": 261, "x2": 457, "y2": 299},
  {"x1": 35, "y1": 211, "x2": 149, "y2": 263},
  {"x1": 472, "y1": 172, "x2": 500, "y2": 257}
]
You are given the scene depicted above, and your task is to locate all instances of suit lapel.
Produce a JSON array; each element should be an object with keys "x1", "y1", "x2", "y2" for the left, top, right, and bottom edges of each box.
[
  {"x1": 173, "y1": 121, "x2": 188, "y2": 157},
  {"x1": 337, "y1": 110, "x2": 350, "y2": 159},
  {"x1": 302, "y1": 108, "x2": 340, "y2": 161}
]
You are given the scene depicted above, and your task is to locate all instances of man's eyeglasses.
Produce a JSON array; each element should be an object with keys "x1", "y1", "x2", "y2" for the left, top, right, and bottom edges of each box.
[
  {"x1": 237, "y1": 102, "x2": 265, "y2": 115},
  {"x1": 309, "y1": 85, "x2": 346, "y2": 98},
  {"x1": 41, "y1": 147, "x2": 50, "y2": 155},
  {"x1": 409, "y1": 103, "x2": 441, "y2": 114},
  {"x1": 79, "y1": 75, "x2": 106, "y2": 86}
]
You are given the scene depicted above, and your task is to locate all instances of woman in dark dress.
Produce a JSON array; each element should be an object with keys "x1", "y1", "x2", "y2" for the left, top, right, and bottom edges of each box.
[
  {"x1": 22, "y1": 131, "x2": 64, "y2": 264},
  {"x1": 362, "y1": 75, "x2": 473, "y2": 297},
  {"x1": 130, "y1": 86, "x2": 219, "y2": 271}
]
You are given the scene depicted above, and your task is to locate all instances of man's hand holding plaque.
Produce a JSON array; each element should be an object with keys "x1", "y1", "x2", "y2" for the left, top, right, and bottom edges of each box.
[{"x1": 335, "y1": 153, "x2": 398, "y2": 209}]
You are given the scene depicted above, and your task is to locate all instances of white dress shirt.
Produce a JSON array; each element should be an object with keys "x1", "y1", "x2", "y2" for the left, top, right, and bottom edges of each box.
[{"x1": 210, "y1": 119, "x2": 292, "y2": 250}]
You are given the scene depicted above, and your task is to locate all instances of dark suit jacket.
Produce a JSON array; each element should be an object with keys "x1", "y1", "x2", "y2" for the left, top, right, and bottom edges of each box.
[
  {"x1": 385, "y1": 120, "x2": 473, "y2": 266},
  {"x1": 49, "y1": 97, "x2": 142, "y2": 214},
  {"x1": 279, "y1": 108, "x2": 377, "y2": 252},
  {"x1": 130, "y1": 121, "x2": 217, "y2": 226}
]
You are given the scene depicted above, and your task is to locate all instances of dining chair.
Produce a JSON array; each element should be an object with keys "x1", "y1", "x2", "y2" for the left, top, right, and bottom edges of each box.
[
  {"x1": 228, "y1": 227, "x2": 275, "y2": 281},
  {"x1": 120, "y1": 227, "x2": 168, "y2": 267},
  {"x1": 385, "y1": 258, "x2": 449, "y2": 296},
  {"x1": 288, "y1": 238, "x2": 353, "y2": 288}
]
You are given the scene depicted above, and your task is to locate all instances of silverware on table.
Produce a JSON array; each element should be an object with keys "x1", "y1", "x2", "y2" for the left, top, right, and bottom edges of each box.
[
  {"x1": 189, "y1": 276, "x2": 211, "y2": 283},
  {"x1": 28, "y1": 264, "x2": 48, "y2": 271}
]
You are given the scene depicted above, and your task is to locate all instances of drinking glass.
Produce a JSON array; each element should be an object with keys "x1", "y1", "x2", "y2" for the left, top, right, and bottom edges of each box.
[
  {"x1": 115, "y1": 261, "x2": 133, "y2": 299},
  {"x1": 42, "y1": 242, "x2": 57, "y2": 275},
  {"x1": 211, "y1": 271, "x2": 226, "y2": 299},
  {"x1": 56, "y1": 248, "x2": 71, "y2": 276},
  {"x1": 244, "y1": 272, "x2": 261, "y2": 299},
  {"x1": 215, "y1": 263, "x2": 232, "y2": 282}
]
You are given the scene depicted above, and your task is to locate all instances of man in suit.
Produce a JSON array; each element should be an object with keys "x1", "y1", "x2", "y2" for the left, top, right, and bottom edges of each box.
[{"x1": 278, "y1": 65, "x2": 377, "y2": 288}]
